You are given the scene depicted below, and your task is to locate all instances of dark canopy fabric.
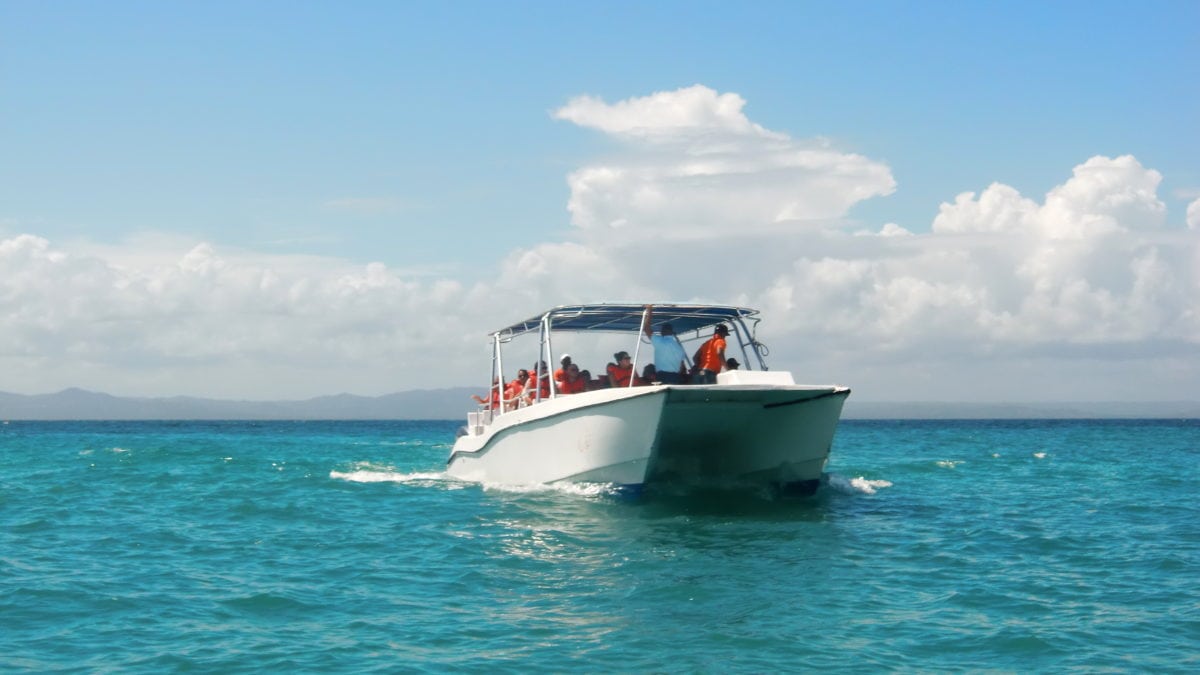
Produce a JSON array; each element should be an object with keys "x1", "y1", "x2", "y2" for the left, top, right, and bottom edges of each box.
[{"x1": 493, "y1": 303, "x2": 758, "y2": 339}]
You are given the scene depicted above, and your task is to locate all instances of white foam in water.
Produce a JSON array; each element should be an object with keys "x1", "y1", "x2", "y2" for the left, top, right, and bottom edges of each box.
[
  {"x1": 481, "y1": 481, "x2": 619, "y2": 497},
  {"x1": 936, "y1": 460, "x2": 962, "y2": 469},
  {"x1": 352, "y1": 440, "x2": 440, "y2": 448},
  {"x1": 827, "y1": 473, "x2": 893, "y2": 495},
  {"x1": 330, "y1": 461, "x2": 450, "y2": 485},
  {"x1": 1033, "y1": 452, "x2": 1047, "y2": 459},
  {"x1": 330, "y1": 465, "x2": 615, "y2": 496},
  {"x1": 330, "y1": 470, "x2": 446, "y2": 483}
]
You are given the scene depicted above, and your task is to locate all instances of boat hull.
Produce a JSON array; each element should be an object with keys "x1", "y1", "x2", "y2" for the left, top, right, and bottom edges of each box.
[
  {"x1": 447, "y1": 388, "x2": 667, "y2": 485},
  {"x1": 649, "y1": 385, "x2": 848, "y2": 489},
  {"x1": 447, "y1": 384, "x2": 849, "y2": 489}
]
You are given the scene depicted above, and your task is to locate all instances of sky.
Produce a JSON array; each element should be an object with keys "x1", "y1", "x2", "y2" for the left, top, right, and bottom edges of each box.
[{"x1": 2, "y1": 1, "x2": 1198, "y2": 402}]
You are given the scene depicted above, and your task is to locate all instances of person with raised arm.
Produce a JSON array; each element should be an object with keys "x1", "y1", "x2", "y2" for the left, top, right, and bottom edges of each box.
[{"x1": 642, "y1": 305, "x2": 689, "y2": 384}]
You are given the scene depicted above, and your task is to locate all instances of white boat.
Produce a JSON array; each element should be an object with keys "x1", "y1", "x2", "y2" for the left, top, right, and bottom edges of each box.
[{"x1": 446, "y1": 303, "x2": 850, "y2": 494}]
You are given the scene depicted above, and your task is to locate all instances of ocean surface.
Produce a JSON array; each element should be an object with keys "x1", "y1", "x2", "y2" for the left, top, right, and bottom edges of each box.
[{"x1": 2, "y1": 419, "x2": 1197, "y2": 672}]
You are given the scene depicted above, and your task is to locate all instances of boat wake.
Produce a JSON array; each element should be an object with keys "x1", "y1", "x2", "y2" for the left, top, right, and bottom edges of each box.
[
  {"x1": 330, "y1": 462, "x2": 621, "y2": 497},
  {"x1": 826, "y1": 473, "x2": 893, "y2": 495},
  {"x1": 329, "y1": 462, "x2": 456, "y2": 487},
  {"x1": 478, "y1": 481, "x2": 623, "y2": 498},
  {"x1": 331, "y1": 464, "x2": 889, "y2": 500}
]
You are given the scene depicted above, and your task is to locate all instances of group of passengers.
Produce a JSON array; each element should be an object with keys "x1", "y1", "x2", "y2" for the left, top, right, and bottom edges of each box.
[{"x1": 473, "y1": 314, "x2": 741, "y2": 411}]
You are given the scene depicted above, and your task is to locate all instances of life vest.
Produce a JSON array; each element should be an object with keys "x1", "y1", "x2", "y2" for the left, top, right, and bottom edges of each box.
[
  {"x1": 559, "y1": 377, "x2": 587, "y2": 394},
  {"x1": 527, "y1": 374, "x2": 551, "y2": 401},
  {"x1": 607, "y1": 363, "x2": 633, "y2": 388},
  {"x1": 503, "y1": 378, "x2": 525, "y2": 408},
  {"x1": 695, "y1": 335, "x2": 726, "y2": 372}
]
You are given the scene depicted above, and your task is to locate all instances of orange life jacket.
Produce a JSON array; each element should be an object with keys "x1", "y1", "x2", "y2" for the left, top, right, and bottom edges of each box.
[
  {"x1": 695, "y1": 335, "x2": 726, "y2": 372},
  {"x1": 559, "y1": 377, "x2": 587, "y2": 394},
  {"x1": 607, "y1": 363, "x2": 633, "y2": 387}
]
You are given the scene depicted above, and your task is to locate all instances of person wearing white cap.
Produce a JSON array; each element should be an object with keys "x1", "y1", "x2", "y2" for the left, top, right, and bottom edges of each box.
[{"x1": 554, "y1": 353, "x2": 573, "y2": 385}]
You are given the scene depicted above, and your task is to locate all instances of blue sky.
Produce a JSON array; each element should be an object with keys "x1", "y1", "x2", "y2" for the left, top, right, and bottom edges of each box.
[{"x1": 2, "y1": 1, "x2": 1197, "y2": 400}]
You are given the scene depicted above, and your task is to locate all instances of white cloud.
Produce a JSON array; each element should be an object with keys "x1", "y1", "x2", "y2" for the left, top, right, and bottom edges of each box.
[
  {"x1": 553, "y1": 85, "x2": 896, "y2": 239},
  {"x1": 933, "y1": 155, "x2": 1165, "y2": 238},
  {"x1": 761, "y1": 156, "x2": 1197, "y2": 368},
  {"x1": 1040, "y1": 155, "x2": 1166, "y2": 236},
  {"x1": 0, "y1": 234, "x2": 492, "y2": 398},
  {"x1": 4, "y1": 85, "x2": 1197, "y2": 402},
  {"x1": 553, "y1": 84, "x2": 781, "y2": 142},
  {"x1": 932, "y1": 183, "x2": 1039, "y2": 235},
  {"x1": 547, "y1": 88, "x2": 1196, "y2": 397},
  {"x1": 873, "y1": 223, "x2": 913, "y2": 237}
]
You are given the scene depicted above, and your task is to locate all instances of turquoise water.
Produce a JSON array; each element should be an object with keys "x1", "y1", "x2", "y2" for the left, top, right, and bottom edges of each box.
[{"x1": 2, "y1": 419, "x2": 1197, "y2": 671}]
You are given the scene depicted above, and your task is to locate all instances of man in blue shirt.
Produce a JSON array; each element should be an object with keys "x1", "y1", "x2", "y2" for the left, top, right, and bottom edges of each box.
[{"x1": 642, "y1": 306, "x2": 689, "y2": 384}]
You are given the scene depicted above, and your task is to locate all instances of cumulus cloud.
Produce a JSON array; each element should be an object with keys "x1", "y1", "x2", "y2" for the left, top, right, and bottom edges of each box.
[
  {"x1": 554, "y1": 84, "x2": 782, "y2": 141},
  {"x1": 933, "y1": 155, "x2": 1166, "y2": 238},
  {"x1": 4, "y1": 85, "x2": 1197, "y2": 402},
  {"x1": 763, "y1": 155, "x2": 1197, "y2": 368},
  {"x1": 854, "y1": 223, "x2": 912, "y2": 237},
  {"x1": 553, "y1": 85, "x2": 896, "y2": 239},
  {"x1": 546, "y1": 88, "x2": 1196, "y2": 393},
  {"x1": 492, "y1": 150, "x2": 1197, "y2": 387},
  {"x1": 0, "y1": 235, "x2": 494, "y2": 398}
]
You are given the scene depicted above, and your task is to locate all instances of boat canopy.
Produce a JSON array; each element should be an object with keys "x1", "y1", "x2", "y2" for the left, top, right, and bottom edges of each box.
[{"x1": 493, "y1": 303, "x2": 759, "y2": 340}]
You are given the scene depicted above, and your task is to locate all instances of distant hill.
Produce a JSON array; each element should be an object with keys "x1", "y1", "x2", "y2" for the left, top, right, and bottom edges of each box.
[
  {"x1": 0, "y1": 388, "x2": 1196, "y2": 420},
  {"x1": 0, "y1": 387, "x2": 478, "y2": 420}
]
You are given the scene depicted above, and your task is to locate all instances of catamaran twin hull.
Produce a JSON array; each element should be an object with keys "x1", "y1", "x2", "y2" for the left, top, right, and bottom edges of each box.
[{"x1": 446, "y1": 383, "x2": 850, "y2": 492}]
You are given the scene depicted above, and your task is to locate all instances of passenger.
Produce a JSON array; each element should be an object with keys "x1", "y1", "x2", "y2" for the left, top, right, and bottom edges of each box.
[
  {"x1": 638, "y1": 364, "x2": 657, "y2": 386},
  {"x1": 692, "y1": 324, "x2": 728, "y2": 384},
  {"x1": 554, "y1": 353, "x2": 572, "y2": 385},
  {"x1": 503, "y1": 369, "x2": 528, "y2": 410},
  {"x1": 558, "y1": 363, "x2": 588, "y2": 394},
  {"x1": 725, "y1": 358, "x2": 740, "y2": 371},
  {"x1": 526, "y1": 361, "x2": 551, "y2": 403},
  {"x1": 471, "y1": 376, "x2": 501, "y2": 410},
  {"x1": 581, "y1": 369, "x2": 605, "y2": 390},
  {"x1": 642, "y1": 306, "x2": 689, "y2": 384},
  {"x1": 607, "y1": 351, "x2": 634, "y2": 388}
]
